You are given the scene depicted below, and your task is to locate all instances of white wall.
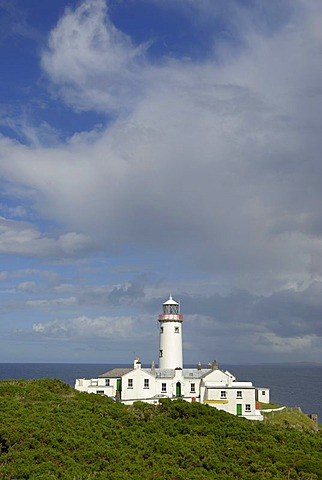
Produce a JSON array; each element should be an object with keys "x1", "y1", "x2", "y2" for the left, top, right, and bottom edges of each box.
[
  {"x1": 159, "y1": 320, "x2": 183, "y2": 369},
  {"x1": 121, "y1": 369, "x2": 156, "y2": 401},
  {"x1": 75, "y1": 377, "x2": 117, "y2": 397},
  {"x1": 203, "y1": 386, "x2": 257, "y2": 416},
  {"x1": 75, "y1": 369, "x2": 267, "y2": 421},
  {"x1": 257, "y1": 388, "x2": 270, "y2": 403}
]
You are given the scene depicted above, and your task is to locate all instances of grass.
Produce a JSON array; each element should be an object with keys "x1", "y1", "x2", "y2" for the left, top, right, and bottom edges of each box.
[
  {"x1": 259, "y1": 401, "x2": 283, "y2": 410},
  {"x1": 262, "y1": 407, "x2": 320, "y2": 432}
]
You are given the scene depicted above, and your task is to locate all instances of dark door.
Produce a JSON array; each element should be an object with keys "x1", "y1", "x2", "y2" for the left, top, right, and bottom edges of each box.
[{"x1": 176, "y1": 382, "x2": 181, "y2": 397}]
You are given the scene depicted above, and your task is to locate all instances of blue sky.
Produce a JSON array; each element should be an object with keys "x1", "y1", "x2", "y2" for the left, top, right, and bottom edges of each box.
[{"x1": 1, "y1": 0, "x2": 322, "y2": 365}]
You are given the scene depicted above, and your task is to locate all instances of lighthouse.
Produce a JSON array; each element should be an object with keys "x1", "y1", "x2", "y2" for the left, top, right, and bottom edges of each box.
[
  {"x1": 158, "y1": 296, "x2": 183, "y2": 369},
  {"x1": 75, "y1": 293, "x2": 269, "y2": 420}
]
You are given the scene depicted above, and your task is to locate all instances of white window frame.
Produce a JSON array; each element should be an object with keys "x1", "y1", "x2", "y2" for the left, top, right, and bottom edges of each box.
[
  {"x1": 144, "y1": 379, "x2": 149, "y2": 389},
  {"x1": 220, "y1": 390, "x2": 227, "y2": 399},
  {"x1": 245, "y1": 404, "x2": 251, "y2": 412},
  {"x1": 236, "y1": 390, "x2": 242, "y2": 398},
  {"x1": 128, "y1": 378, "x2": 133, "y2": 389},
  {"x1": 190, "y1": 383, "x2": 196, "y2": 393},
  {"x1": 161, "y1": 383, "x2": 167, "y2": 393}
]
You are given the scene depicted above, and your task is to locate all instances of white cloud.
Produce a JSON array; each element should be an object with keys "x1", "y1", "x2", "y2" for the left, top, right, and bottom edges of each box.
[
  {"x1": 11, "y1": 269, "x2": 61, "y2": 285},
  {"x1": 17, "y1": 281, "x2": 38, "y2": 293},
  {"x1": 0, "y1": 203, "x2": 28, "y2": 219},
  {"x1": 255, "y1": 332, "x2": 321, "y2": 354},
  {"x1": 27, "y1": 297, "x2": 77, "y2": 308},
  {"x1": 3, "y1": 0, "x2": 322, "y2": 364},
  {"x1": 0, "y1": 216, "x2": 91, "y2": 257},
  {"x1": 53, "y1": 283, "x2": 76, "y2": 293},
  {"x1": 41, "y1": 0, "x2": 147, "y2": 113},
  {"x1": 0, "y1": 0, "x2": 322, "y2": 297},
  {"x1": 0, "y1": 271, "x2": 7, "y2": 281},
  {"x1": 1, "y1": 113, "x2": 62, "y2": 147},
  {"x1": 32, "y1": 314, "x2": 138, "y2": 339}
]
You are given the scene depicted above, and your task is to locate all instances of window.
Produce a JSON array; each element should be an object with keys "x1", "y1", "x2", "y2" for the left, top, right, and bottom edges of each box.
[
  {"x1": 105, "y1": 379, "x2": 110, "y2": 387},
  {"x1": 220, "y1": 391, "x2": 227, "y2": 399},
  {"x1": 161, "y1": 383, "x2": 167, "y2": 393},
  {"x1": 262, "y1": 391, "x2": 266, "y2": 395},
  {"x1": 236, "y1": 390, "x2": 242, "y2": 398},
  {"x1": 96, "y1": 390, "x2": 104, "y2": 395},
  {"x1": 128, "y1": 379, "x2": 133, "y2": 389},
  {"x1": 174, "y1": 326, "x2": 180, "y2": 333},
  {"x1": 159, "y1": 349, "x2": 163, "y2": 358},
  {"x1": 245, "y1": 404, "x2": 251, "y2": 412},
  {"x1": 144, "y1": 379, "x2": 149, "y2": 389},
  {"x1": 164, "y1": 304, "x2": 179, "y2": 314},
  {"x1": 160, "y1": 327, "x2": 164, "y2": 334},
  {"x1": 190, "y1": 383, "x2": 196, "y2": 393}
]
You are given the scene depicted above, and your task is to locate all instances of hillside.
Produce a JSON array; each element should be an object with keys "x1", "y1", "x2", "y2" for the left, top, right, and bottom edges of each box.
[
  {"x1": 262, "y1": 405, "x2": 320, "y2": 432},
  {"x1": 0, "y1": 379, "x2": 321, "y2": 479}
]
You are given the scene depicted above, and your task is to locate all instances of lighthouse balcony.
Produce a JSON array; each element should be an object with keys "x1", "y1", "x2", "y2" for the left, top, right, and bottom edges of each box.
[{"x1": 158, "y1": 314, "x2": 183, "y2": 322}]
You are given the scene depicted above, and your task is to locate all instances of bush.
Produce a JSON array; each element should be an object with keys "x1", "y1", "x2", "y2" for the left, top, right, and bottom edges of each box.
[{"x1": 0, "y1": 379, "x2": 321, "y2": 479}]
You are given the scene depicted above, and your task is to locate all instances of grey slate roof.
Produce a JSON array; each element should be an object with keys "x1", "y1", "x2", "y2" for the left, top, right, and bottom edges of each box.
[
  {"x1": 99, "y1": 368, "x2": 133, "y2": 378},
  {"x1": 98, "y1": 367, "x2": 213, "y2": 379},
  {"x1": 182, "y1": 368, "x2": 212, "y2": 379}
]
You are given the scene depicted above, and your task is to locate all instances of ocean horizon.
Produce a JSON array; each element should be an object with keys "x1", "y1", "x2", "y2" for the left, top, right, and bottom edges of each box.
[{"x1": 0, "y1": 362, "x2": 321, "y2": 422}]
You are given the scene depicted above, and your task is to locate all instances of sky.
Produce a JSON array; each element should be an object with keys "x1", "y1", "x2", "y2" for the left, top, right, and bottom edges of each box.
[{"x1": 0, "y1": 0, "x2": 322, "y2": 365}]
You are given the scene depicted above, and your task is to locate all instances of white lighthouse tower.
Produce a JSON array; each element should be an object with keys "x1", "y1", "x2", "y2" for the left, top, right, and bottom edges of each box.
[{"x1": 158, "y1": 296, "x2": 183, "y2": 369}]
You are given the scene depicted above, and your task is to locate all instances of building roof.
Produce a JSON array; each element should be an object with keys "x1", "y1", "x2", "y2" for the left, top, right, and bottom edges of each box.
[
  {"x1": 99, "y1": 368, "x2": 132, "y2": 378},
  {"x1": 97, "y1": 366, "x2": 227, "y2": 380},
  {"x1": 183, "y1": 368, "x2": 212, "y2": 379},
  {"x1": 140, "y1": 368, "x2": 212, "y2": 379},
  {"x1": 163, "y1": 295, "x2": 178, "y2": 305}
]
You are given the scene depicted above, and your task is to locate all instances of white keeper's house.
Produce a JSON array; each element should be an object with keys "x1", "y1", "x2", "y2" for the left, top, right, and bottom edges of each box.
[{"x1": 75, "y1": 296, "x2": 269, "y2": 420}]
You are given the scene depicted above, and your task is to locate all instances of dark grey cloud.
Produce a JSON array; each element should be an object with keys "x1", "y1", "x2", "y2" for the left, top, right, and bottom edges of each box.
[
  {"x1": 252, "y1": 282, "x2": 322, "y2": 338},
  {"x1": 78, "y1": 275, "x2": 147, "y2": 307},
  {"x1": 179, "y1": 283, "x2": 322, "y2": 339}
]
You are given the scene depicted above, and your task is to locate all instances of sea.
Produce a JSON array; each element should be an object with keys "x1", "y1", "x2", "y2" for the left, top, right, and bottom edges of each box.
[{"x1": 0, "y1": 363, "x2": 321, "y2": 422}]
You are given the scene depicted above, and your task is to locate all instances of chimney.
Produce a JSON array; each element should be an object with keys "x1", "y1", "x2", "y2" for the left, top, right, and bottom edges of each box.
[
  {"x1": 134, "y1": 357, "x2": 141, "y2": 369},
  {"x1": 212, "y1": 359, "x2": 218, "y2": 370}
]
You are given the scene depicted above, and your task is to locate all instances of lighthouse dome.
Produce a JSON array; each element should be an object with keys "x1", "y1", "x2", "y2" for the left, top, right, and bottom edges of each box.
[
  {"x1": 162, "y1": 296, "x2": 179, "y2": 315},
  {"x1": 163, "y1": 295, "x2": 178, "y2": 306}
]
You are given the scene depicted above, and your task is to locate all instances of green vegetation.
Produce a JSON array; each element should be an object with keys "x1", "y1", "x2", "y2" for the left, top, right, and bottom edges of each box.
[
  {"x1": 259, "y1": 402, "x2": 283, "y2": 410},
  {"x1": 263, "y1": 407, "x2": 319, "y2": 432},
  {"x1": 0, "y1": 379, "x2": 321, "y2": 479}
]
